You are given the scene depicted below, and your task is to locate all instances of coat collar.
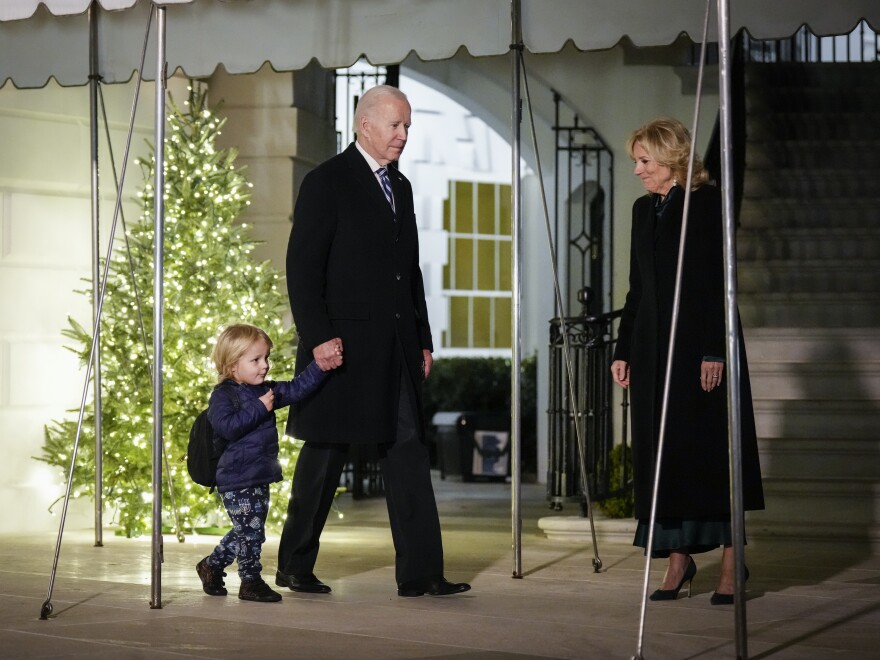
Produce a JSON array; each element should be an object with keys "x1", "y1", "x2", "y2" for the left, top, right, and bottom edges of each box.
[{"x1": 343, "y1": 142, "x2": 400, "y2": 226}]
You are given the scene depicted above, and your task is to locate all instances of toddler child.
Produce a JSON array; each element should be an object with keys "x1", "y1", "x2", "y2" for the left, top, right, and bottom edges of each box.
[{"x1": 196, "y1": 323, "x2": 338, "y2": 602}]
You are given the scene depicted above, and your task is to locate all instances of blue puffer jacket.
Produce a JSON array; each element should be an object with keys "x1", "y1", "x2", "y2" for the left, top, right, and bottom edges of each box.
[{"x1": 208, "y1": 360, "x2": 326, "y2": 493}]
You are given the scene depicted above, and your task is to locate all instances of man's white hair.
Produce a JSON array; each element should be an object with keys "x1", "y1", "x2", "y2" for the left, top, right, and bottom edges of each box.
[{"x1": 352, "y1": 84, "x2": 409, "y2": 134}]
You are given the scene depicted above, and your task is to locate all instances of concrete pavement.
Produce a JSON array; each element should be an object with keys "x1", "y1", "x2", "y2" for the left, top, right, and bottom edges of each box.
[{"x1": 1, "y1": 478, "x2": 877, "y2": 658}]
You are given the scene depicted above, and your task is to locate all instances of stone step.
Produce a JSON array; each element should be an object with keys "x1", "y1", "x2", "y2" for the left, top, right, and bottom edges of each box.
[
  {"x1": 746, "y1": 87, "x2": 880, "y2": 113},
  {"x1": 758, "y1": 437, "x2": 880, "y2": 480},
  {"x1": 738, "y1": 198, "x2": 876, "y2": 229},
  {"x1": 746, "y1": 140, "x2": 878, "y2": 170},
  {"x1": 753, "y1": 399, "x2": 880, "y2": 439},
  {"x1": 728, "y1": 62, "x2": 880, "y2": 546},
  {"x1": 750, "y1": 477, "x2": 880, "y2": 524},
  {"x1": 743, "y1": 168, "x2": 880, "y2": 197},
  {"x1": 748, "y1": 477, "x2": 880, "y2": 540},
  {"x1": 743, "y1": 327, "x2": 880, "y2": 363},
  {"x1": 737, "y1": 260, "x2": 880, "y2": 294},
  {"x1": 736, "y1": 227, "x2": 880, "y2": 260},
  {"x1": 537, "y1": 514, "x2": 636, "y2": 544},
  {"x1": 540, "y1": 482, "x2": 880, "y2": 546},
  {"x1": 748, "y1": 518, "x2": 880, "y2": 546},
  {"x1": 749, "y1": 362, "x2": 880, "y2": 400},
  {"x1": 753, "y1": 477, "x2": 880, "y2": 523},
  {"x1": 736, "y1": 227, "x2": 880, "y2": 263},
  {"x1": 744, "y1": 62, "x2": 880, "y2": 87},
  {"x1": 747, "y1": 113, "x2": 880, "y2": 140},
  {"x1": 740, "y1": 293, "x2": 880, "y2": 327}
]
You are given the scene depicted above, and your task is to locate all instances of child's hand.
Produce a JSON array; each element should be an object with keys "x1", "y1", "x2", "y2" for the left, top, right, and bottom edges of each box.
[{"x1": 259, "y1": 389, "x2": 275, "y2": 411}]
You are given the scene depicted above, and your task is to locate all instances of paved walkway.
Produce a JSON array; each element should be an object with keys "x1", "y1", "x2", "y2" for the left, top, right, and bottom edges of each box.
[{"x1": 1, "y1": 479, "x2": 877, "y2": 658}]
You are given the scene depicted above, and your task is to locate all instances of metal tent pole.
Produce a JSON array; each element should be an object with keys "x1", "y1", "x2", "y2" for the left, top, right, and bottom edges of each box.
[
  {"x1": 716, "y1": 0, "x2": 749, "y2": 657},
  {"x1": 88, "y1": 0, "x2": 104, "y2": 548},
  {"x1": 39, "y1": 5, "x2": 156, "y2": 622},
  {"x1": 632, "y1": 4, "x2": 711, "y2": 657},
  {"x1": 150, "y1": 1, "x2": 167, "y2": 610},
  {"x1": 513, "y1": 0, "x2": 604, "y2": 574},
  {"x1": 519, "y1": 56, "x2": 602, "y2": 573},
  {"x1": 510, "y1": 0, "x2": 524, "y2": 579}
]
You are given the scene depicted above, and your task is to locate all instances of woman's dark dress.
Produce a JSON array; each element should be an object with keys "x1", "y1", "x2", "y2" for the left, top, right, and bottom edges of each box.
[{"x1": 612, "y1": 184, "x2": 764, "y2": 556}]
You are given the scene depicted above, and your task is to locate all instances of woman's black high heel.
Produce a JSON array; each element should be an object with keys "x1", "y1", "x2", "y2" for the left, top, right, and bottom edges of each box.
[
  {"x1": 710, "y1": 565, "x2": 750, "y2": 605},
  {"x1": 649, "y1": 556, "x2": 697, "y2": 601}
]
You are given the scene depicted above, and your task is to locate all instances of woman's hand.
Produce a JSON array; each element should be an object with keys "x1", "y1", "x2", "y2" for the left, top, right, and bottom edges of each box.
[
  {"x1": 611, "y1": 360, "x2": 630, "y2": 388},
  {"x1": 700, "y1": 361, "x2": 724, "y2": 392},
  {"x1": 422, "y1": 349, "x2": 433, "y2": 379}
]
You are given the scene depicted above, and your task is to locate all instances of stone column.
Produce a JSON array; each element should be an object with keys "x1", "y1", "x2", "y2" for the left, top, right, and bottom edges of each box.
[{"x1": 208, "y1": 63, "x2": 337, "y2": 270}]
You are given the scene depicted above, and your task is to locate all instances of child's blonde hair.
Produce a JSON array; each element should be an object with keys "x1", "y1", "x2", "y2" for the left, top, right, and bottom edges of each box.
[{"x1": 212, "y1": 323, "x2": 273, "y2": 383}]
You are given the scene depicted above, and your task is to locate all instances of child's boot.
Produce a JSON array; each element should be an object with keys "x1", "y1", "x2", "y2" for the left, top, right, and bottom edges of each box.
[
  {"x1": 196, "y1": 556, "x2": 228, "y2": 596},
  {"x1": 239, "y1": 578, "x2": 282, "y2": 602}
]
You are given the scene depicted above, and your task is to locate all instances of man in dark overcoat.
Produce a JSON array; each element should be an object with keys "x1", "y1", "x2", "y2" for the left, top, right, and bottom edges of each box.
[{"x1": 275, "y1": 85, "x2": 470, "y2": 598}]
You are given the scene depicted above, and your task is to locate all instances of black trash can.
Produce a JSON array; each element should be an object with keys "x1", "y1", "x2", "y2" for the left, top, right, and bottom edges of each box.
[{"x1": 431, "y1": 411, "x2": 511, "y2": 482}]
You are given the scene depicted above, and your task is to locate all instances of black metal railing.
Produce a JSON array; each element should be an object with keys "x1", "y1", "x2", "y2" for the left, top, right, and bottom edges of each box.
[
  {"x1": 552, "y1": 92, "x2": 614, "y2": 316},
  {"x1": 547, "y1": 287, "x2": 629, "y2": 512},
  {"x1": 341, "y1": 445, "x2": 385, "y2": 499},
  {"x1": 690, "y1": 21, "x2": 879, "y2": 65},
  {"x1": 333, "y1": 63, "x2": 399, "y2": 153},
  {"x1": 742, "y1": 20, "x2": 879, "y2": 64}
]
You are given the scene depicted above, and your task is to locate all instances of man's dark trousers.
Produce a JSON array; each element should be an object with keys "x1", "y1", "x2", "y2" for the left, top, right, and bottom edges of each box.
[{"x1": 277, "y1": 369, "x2": 443, "y2": 584}]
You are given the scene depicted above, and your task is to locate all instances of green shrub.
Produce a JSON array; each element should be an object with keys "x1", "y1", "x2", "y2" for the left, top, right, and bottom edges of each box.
[
  {"x1": 423, "y1": 355, "x2": 537, "y2": 475},
  {"x1": 598, "y1": 443, "x2": 634, "y2": 518}
]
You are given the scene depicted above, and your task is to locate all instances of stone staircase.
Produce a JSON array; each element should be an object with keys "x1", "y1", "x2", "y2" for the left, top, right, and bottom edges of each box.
[{"x1": 737, "y1": 62, "x2": 880, "y2": 546}]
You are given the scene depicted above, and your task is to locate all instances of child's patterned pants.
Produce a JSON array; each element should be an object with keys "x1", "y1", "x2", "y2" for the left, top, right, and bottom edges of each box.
[{"x1": 207, "y1": 485, "x2": 270, "y2": 582}]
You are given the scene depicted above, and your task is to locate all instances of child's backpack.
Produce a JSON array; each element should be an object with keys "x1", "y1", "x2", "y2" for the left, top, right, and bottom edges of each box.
[{"x1": 186, "y1": 385, "x2": 239, "y2": 491}]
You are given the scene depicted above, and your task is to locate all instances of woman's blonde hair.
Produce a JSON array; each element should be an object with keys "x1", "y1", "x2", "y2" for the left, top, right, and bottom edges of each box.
[
  {"x1": 626, "y1": 117, "x2": 709, "y2": 188},
  {"x1": 211, "y1": 323, "x2": 273, "y2": 383}
]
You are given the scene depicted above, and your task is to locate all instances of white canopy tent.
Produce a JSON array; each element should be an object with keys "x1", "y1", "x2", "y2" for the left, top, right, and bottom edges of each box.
[
  {"x1": 1, "y1": 0, "x2": 877, "y2": 88},
  {"x1": 2, "y1": 2, "x2": 877, "y2": 657}
]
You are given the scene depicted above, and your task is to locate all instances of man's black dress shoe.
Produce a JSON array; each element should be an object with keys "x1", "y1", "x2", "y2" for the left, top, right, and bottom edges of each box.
[
  {"x1": 397, "y1": 577, "x2": 471, "y2": 598},
  {"x1": 275, "y1": 571, "x2": 332, "y2": 594}
]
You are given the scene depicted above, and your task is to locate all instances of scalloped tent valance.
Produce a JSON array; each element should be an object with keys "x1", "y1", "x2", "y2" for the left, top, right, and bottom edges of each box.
[{"x1": 1, "y1": 0, "x2": 878, "y2": 88}]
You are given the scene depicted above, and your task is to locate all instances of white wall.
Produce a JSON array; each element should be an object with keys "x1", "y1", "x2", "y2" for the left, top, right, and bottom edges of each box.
[
  {"x1": 0, "y1": 76, "x2": 187, "y2": 534},
  {"x1": 397, "y1": 74, "x2": 518, "y2": 357}
]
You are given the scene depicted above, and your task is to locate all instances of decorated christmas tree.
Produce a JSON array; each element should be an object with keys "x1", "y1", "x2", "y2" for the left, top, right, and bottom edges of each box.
[{"x1": 40, "y1": 84, "x2": 299, "y2": 537}]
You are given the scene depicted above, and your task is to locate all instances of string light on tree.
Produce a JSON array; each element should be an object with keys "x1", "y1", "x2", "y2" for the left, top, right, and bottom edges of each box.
[{"x1": 41, "y1": 84, "x2": 299, "y2": 537}]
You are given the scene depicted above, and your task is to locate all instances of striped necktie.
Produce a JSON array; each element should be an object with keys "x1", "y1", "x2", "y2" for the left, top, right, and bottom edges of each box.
[{"x1": 376, "y1": 167, "x2": 395, "y2": 211}]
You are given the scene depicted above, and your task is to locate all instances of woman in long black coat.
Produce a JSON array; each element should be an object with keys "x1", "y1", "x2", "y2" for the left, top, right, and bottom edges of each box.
[{"x1": 611, "y1": 117, "x2": 764, "y2": 604}]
